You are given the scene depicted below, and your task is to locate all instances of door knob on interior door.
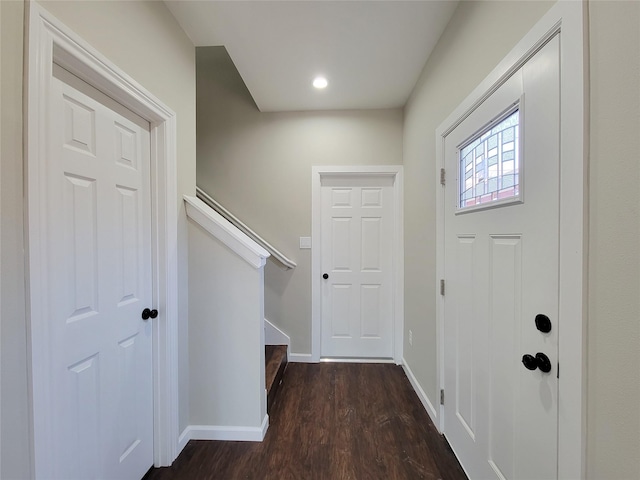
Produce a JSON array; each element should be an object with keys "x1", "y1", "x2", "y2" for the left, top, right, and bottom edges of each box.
[
  {"x1": 521, "y1": 352, "x2": 552, "y2": 373},
  {"x1": 323, "y1": 273, "x2": 329, "y2": 279},
  {"x1": 141, "y1": 308, "x2": 158, "y2": 320}
]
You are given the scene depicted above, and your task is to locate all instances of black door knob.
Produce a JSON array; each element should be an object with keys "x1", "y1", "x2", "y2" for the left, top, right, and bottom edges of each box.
[
  {"x1": 521, "y1": 352, "x2": 552, "y2": 373},
  {"x1": 323, "y1": 273, "x2": 329, "y2": 279},
  {"x1": 142, "y1": 308, "x2": 158, "y2": 320},
  {"x1": 535, "y1": 314, "x2": 552, "y2": 333},
  {"x1": 522, "y1": 354, "x2": 538, "y2": 370},
  {"x1": 535, "y1": 352, "x2": 552, "y2": 373}
]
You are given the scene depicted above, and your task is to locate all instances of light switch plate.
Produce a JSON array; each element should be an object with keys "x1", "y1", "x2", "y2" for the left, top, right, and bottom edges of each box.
[{"x1": 299, "y1": 236, "x2": 311, "y2": 249}]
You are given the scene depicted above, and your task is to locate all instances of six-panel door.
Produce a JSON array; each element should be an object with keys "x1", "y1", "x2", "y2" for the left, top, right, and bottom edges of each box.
[
  {"x1": 48, "y1": 64, "x2": 154, "y2": 479},
  {"x1": 320, "y1": 175, "x2": 394, "y2": 359}
]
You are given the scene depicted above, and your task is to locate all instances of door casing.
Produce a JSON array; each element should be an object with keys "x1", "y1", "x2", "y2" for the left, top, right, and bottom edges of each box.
[
  {"x1": 435, "y1": 2, "x2": 588, "y2": 478},
  {"x1": 26, "y1": 4, "x2": 180, "y2": 475},
  {"x1": 312, "y1": 166, "x2": 404, "y2": 364}
]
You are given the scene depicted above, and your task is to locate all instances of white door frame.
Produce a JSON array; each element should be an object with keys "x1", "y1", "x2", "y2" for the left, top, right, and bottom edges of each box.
[
  {"x1": 26, "y1": 4, "x2": 180, "y2": 475},
  {"x1": 435, "y1": 2, "x2": 587, "y2": 479},
  {"x1": 311, "y1": 166, "x2": 404, "y2": 364}
]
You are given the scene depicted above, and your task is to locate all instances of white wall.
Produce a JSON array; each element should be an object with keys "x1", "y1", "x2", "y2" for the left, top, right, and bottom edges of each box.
[
  {"x1": 196, "y1": 47, "x2": 403, "y2": 355},
  {"x1": 0, "y1": 1, "x2": 196, "y2": 476},
  {"x1": 402, "y1": 0, "x2": 554, "y2": 419},
  {"x1": 587, "y1": 2, "x2": 640, "y2": 478},
  {"x1": 188, "y1": 219, "x2": 266, "y2": 429}
]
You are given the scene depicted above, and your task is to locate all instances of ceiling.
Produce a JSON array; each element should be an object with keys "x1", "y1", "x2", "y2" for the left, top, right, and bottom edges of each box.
[{"x1": 165, "y1": 1, "x2": 459, "y2": 112}]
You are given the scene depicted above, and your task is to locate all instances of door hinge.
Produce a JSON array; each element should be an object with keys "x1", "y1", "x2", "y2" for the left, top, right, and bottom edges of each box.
[
  {"x1": 440, "y1": 168, "x2": 446, "y2": 186},
  {"x1": 440, "y1": 389, "x2": 445, "y2": 405},
  {"x1": 440, "y1": 279, "x2": 445, "y2": 296}
]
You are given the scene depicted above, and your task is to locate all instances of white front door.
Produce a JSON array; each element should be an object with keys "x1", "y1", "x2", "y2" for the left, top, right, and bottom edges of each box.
[
  {"x1": 320, "y1": 174, "x2": 394, "y2": 359},
  {"x1": 443, "y1": 37, "x2": 559, "y2": 479},
  {"x1": 48, "y1": 64, "x2": 154, "y2": 479}
]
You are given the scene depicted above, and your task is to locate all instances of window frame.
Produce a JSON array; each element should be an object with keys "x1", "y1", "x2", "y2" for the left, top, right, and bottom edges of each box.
[{"x1": 455, "y1": 99, "x2": 524, "y2": 215}]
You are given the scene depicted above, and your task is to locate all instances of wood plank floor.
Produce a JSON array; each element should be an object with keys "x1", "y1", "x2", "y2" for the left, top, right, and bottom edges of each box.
[{"x1": 144, "y1": 363, "x2": 467, "y2": 480}]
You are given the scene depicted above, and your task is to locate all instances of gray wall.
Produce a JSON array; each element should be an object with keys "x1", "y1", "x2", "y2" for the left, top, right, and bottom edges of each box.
[
  {"x1": 402, "y1": 0, "x2": 555, "y2": 423},
  {"x1": 588, "y1": 2, "x2": 640, "y2": 477},
  {"x1": 402, "y1": 0, "x2": 640, "y2": 478},
  {"x1": 188, "y1": 219, "x2": 265, "y2": 428},
  {"x1": 2, "y1": 1, "x2": 638, "y2": 477},
  {"x1": 1, "y1": 1, "x2": 30, "y2": 478},
  {"x1": 196, "y1": 47, "x2": 403, "y2": 354},
  {"x1": 0, "y1": 1, "x2": 196, "y2": 476}
]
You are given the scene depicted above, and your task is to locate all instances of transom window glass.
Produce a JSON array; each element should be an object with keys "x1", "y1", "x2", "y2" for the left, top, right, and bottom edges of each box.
[{"x1": 459, "y1": 109, "x2": 520, "y2": 210}]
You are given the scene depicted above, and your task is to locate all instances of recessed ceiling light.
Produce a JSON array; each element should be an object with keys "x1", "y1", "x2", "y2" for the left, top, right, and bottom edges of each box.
[{"x1": 313, "y1": 76, "x2": 328, "y2": 89}]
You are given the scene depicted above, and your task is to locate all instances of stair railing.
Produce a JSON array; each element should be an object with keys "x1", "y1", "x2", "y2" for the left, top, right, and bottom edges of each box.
[{"x1": 195, "y1": 186, "x2": 297, "y2": 270}]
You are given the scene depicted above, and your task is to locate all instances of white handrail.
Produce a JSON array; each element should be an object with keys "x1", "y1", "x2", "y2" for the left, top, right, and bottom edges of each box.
[{"x1": 195, "y1": 186, "x2": 297, "y2": 270}]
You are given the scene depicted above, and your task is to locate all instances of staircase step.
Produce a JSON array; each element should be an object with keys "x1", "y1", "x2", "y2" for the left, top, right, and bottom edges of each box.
[{"x1": 265, "y1": 345, "x2": 288, "y2": 413}]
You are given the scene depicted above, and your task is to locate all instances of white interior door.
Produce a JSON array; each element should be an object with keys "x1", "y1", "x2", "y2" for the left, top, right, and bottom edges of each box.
[
  {"x1": 48, "y1": 64, "x2": 153, "y2": 479},
  {"x1": 320, "y1": 174, "x2": 394, "y2": 359},
  {"x1": 443, "y1": 37, "x2": 560, "y2": 479}
]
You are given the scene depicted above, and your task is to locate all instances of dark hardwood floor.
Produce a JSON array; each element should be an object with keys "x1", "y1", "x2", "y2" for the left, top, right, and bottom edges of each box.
[{"x1": 144, "y1": 363, "x2": 467, "y2": 480}]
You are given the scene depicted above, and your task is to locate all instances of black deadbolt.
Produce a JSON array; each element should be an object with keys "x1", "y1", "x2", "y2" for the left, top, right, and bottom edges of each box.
[
  {"x1": 535, "y1": 314, "x2": 552, "y2": 333},
  {"x1": 323, "y1": 273, "x2": 329, "y2": 279}
]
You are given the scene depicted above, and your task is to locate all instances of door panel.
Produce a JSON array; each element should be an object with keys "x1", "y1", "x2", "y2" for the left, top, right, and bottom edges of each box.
[
  {"x1": 331, "y1": 216, "x2": 352, "y2": 270},
  {"x1": 321, "y1": 175, "x2": 394, "y2": 359},
  {"x1": 331, "y1": 284, "x2": 352, "y2": 337},
  {"x1": 453, "y1": 234, "x2": 476, "y2": 440},
  {"x1": 49, "y1": 64, "x2": 153, "y2": 480},
  {"x1": 443, "y1": 36, "x2": 559, "y2": 480},
  {"x1": 360, "y1": 284, "x2": 381, "y2": 337},
  {"x1": 63, "y1": 173, "x2": 99, "y2": 321},
  {"x1": 361, "y1": 216, "x2": 382, "y2": 270},
  {"x1": 488, "y1": 235, "x2": 521, "y2": 479}
]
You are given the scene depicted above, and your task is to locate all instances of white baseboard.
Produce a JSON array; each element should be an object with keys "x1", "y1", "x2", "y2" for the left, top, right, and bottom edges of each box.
[
  {"x1": 179, "y1": 415, "x2": 269, "y2": 443},
  {"x1": 178, "y1": 426, "x2": 191, "y2": 455},
  {"x1": 320, "y1": 357, "x2": 394, "y2": 364},
  {"x1": 288, "y1": 352, "x2": 314, "y2": 363},
  {"x1": 264, "y1": 318, "x2": 290, "y2": 346},
  {"x1": 402, "y1": 359, "x2": 440, "y2": 431}
]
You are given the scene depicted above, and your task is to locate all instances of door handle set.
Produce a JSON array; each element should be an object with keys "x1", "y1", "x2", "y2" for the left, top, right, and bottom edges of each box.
[
  {"x1": 141, "y1": 308, "x2": 158, "y2": 320},
  {"x1": 521, "y1": 352, "x2": 552, "y2": 373},
  {"x1": 522, "y1": 313, "x2": 552, "y2": 373}
]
